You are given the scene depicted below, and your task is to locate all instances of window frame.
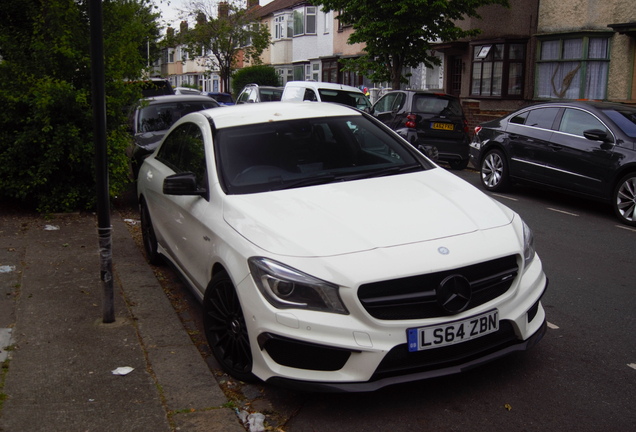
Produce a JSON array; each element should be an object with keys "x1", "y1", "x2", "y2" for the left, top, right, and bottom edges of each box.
[
  {"x1": 535, "y1": 33, "x2": 612, "y2": 101},
  {"x1": 470, "y1": 39, "x2": 527, "y2": 100},
  {"x1": 293, "y1": 6, "x2": 317, "y2": 36}
]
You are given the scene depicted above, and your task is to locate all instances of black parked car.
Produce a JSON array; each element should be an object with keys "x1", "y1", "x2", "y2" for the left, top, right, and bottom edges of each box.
[
  {"x1": 128, "y1": 94, "x2": 219, "y2": 178},
  {"x1": 470, "y1": 101, "x2": 636, "y2": 226},
  {"x1": 371, "y1": 90, "x2": 470, "y2": 169}
]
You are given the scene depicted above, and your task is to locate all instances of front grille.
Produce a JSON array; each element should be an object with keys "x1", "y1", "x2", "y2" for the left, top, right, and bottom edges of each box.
[
  {"x1": 357, "y1": 255, "x2": 518, "y2": 320},
  {"x1": 371, "y1": 320, "x2": 518, "y2": 381},
  {"x1": 260, "y1": 333, "x2": 352, "y2": 371}
]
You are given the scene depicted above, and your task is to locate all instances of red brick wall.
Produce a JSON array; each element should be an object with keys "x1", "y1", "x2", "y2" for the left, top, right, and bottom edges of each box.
[{"x1": 462, "y1": 101, "x2": 513, "y2": 139}]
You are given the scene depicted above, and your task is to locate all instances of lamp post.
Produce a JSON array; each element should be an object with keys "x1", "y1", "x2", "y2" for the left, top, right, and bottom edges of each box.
[{"x1": 89, "y1": 0, "x2": 115, "y2": 323}]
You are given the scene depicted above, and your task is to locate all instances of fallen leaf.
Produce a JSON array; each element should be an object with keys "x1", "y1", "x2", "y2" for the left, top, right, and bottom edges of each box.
[{"x1": 504, "y1": 403, "x2": 512, "y2": 411}]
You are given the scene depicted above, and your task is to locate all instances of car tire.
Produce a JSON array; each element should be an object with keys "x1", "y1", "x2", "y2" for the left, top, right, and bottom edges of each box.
[
  {"x1": 203, "y1": 271, "x2": 256, "y2": 382},
  {"x1": 480, "y1": 149, "x2": 510, "y2": 192},
  {"x1": 613, "y1": 173, "x2": 636, "y2": 226},
  {"x1": 448, "y1": 159, "x2": 469, "y2": 170},
  {"x1": 140, "y1": 198, "x2": 163, "y2": 265}
]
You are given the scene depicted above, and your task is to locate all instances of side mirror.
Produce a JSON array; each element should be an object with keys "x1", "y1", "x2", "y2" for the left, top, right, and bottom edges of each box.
[
  {"x1": 163, "y1": 172, "x2": 207, "y2": 197},
  {"x1": 583, "y1": 129, "x2": 612, "y2": 143}
]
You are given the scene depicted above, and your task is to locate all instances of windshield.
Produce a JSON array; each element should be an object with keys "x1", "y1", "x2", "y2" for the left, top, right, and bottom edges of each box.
[
  {"x1": 318, "y1": 89, "x2": 371, "y2": 110},
  {"x1": 603, "y1": 108, "x2": 636, "y2": 138},
  {"x1": 138, "y1": 100, "x2": 218, "y2": 132},
  {"x1": 215, "y1": 115, "x2": 430, "y2": 194}
]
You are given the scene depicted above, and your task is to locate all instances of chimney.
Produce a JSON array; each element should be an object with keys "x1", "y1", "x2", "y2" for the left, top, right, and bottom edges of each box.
[
  {"x1": 218, "y1": 2, "x2": 229, "y2": 18},
  {"x1": 196, "y1": 12, "x2": 206, "y2": 26},
  {"x1": 180, "y1": 21, "x2": 188, "y2": 34},
  {"x1": 247, "y1": 0, "x2": 259, "y2": 8},
  {"x1": 167, "y1": 27, "x2": 175, "y2": 38}
]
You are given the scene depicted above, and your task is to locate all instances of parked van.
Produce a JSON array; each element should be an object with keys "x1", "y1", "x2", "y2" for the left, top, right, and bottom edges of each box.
[{"x1": 281, "y1": 81, "x2": 370, "y2": 111}]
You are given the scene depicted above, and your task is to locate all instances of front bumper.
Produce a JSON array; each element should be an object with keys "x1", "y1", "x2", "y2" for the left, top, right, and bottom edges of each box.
[
  {"x1": 268, "y1": 317, "x2": 547, "y2": 392},
  {"x1": 237, "y1": 243, "x2": 548, "y2": 391}
]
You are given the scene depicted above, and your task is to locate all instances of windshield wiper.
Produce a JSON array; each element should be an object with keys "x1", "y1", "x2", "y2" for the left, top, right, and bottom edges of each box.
[
  {"x1": 277, "y1": 173, "x2": 338, "y2": 190},
  {"x1": 276, "y1": 163, "x2": 422, "y2": 191},
  {"x1": 344, "y1": 163, "x2": 423, "y2": 181}
]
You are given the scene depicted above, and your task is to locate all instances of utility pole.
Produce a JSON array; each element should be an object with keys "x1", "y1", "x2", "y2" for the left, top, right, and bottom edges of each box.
[{"x1": 89, "y1": 0, "x2": 115, "y2": 323}]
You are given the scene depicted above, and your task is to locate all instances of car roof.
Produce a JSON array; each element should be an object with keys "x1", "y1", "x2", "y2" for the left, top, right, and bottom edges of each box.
[
  {"x1": 284, "y1": 81, "x2": 363, "y2": 93},
  {"x1": 384, "y1": 89, "x2": 457, "y2": 97},
  {"x1": 515, "y1": 100, "x2": 635, "y2": 112},
  {"x1": 143, "y1": 94, "x2": 218, "y2": 105},
  {"x1": 194, "y1": 101, "x2": 360, "y2": 129}
]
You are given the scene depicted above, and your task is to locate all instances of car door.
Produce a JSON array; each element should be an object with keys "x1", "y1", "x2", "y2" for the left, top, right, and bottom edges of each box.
[
  {"x1": 547, "y1": 107, "x2": 620, "y2": 196},
  {"x1": 505, "y1": 107, "x2": 561, "y2": 183},
  {"x1": 372, "y1": 92, "x2": 406, "y2": 129},
  {"x1": 152, "y1": 122, "x2": 217, "y2": 294}
]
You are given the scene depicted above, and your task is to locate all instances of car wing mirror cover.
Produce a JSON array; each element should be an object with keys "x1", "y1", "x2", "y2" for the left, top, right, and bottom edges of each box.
[
  {"x1": 583, "y1": 128, "x2": 613, "y2": 143},
  {"x1": 163, "y1": 172, "x2": 207, "y2": 197}
]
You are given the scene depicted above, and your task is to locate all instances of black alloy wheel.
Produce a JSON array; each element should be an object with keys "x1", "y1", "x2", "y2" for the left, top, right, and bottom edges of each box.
[
  {"x1": 613, "y1": 173, "x2": 636, "y2": 226},
  {"x1": 203, "y1": 271, "x2": 256, "y2": 382},
  {"x1": 480, "y1": 149, "x2": 510, "y2": 192},
  {"x1": 140, "y1": 198, "x2": 163, "y2": 265}
]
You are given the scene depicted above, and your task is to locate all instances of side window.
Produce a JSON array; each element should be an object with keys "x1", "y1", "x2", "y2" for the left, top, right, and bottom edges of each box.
[
  {"x1": 394, "y1": 93, "x2": 406, "y2": 111},
  {"x1": 559, "y1": 108, "x2": 608, "y2": 137},
  {"x1": 303, "y1": 88, "x2": 318, "y2": 102},
  {"x1": 373, "y1": 94, "x2": 398, "y2": 113},
  {"x1": 510, "y1": 111, "x2": 529, "y2": 124},
  {"x1": 156, "y1": 124, "x2": 189, "y2": 171},
  {"x1": 524, "y1": 107, "x2": 560, "y2": 130},
  {"x1": 180, "y1": 126, "x2": 207, "y2": 189},
  {"x1": 238, "y1": 90, "x2": 250, "y2": 103}
]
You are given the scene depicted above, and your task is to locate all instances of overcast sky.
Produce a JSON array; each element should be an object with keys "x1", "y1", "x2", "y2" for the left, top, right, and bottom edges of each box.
[{"x1": 155, "y1": 0, "x2": 274, "y2": 30}]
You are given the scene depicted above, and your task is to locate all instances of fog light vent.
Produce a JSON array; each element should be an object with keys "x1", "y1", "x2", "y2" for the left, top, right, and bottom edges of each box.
[{"x1": 258, "y1": 333, "x2": 352, "y2": 371}]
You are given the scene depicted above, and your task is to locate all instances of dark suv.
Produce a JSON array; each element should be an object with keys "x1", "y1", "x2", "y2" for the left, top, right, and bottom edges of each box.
[
  {"x1": 236, "y1": 84, "x2": 283, "y2": 104},
  {"x1": 371, "y1": 90, "x2": 470, "y2": 169}
]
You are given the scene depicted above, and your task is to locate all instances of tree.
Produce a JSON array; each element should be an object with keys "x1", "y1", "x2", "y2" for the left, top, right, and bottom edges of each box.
[
  {"x1": 312, "y1": 0, "x2": 509, "y2": 90},
  {"x1": 231, "y1": 65, "x2": 280, "y2": 96},
  {"x1": 184, "y1": 0, "x2": 271, "y2": 93},
  {"x1": 0, "y1": 0, "x2": 161, "y2": 213}
]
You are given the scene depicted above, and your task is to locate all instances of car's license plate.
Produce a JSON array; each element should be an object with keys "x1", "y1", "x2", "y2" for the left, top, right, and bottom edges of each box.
[
  {"x1": 431, "y1": 122, "x2": 454, "y2": 131},
  {"x1": 407, "y1": 310, "x2": 499, "y2": 352}
]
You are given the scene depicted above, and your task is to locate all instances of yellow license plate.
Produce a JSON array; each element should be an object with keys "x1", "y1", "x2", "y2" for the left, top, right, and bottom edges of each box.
[{"x1": 432, "y1": 122, "x2": 454, "y2": 131}]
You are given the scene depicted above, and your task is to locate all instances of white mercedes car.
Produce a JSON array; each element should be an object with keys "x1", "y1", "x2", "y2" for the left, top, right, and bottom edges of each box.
[{"x1": 137, "y1": 102, "x2": 547, "y2": 392}]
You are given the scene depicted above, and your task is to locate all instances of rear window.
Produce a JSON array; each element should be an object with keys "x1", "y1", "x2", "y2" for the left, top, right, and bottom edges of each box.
[
  {"x1": 412, "y1": 95, "x2": 463, "y2": 116},
  {"x1": 318, "y1": 90, "x2": 370, "y2": 110},
  {"x1": 138, "y1": 100, "x2": 218, "y2": 132}
]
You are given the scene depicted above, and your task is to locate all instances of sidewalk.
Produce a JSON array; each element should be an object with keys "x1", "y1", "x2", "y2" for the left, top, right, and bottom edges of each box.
[{"x1": 0, "y1": 209, "x2": 245, "y2": 431}]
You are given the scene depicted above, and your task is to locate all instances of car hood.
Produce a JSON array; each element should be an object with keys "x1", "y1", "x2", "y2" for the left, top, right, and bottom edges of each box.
[{"x1": 223, "y1": 169, "x2": 514, "y2": 258}]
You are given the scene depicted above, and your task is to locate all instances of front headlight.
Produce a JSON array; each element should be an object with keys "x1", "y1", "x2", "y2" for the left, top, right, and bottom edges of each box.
[
  {"x1": 248, "y1": 257, "x2": 349, "y2": 315},
  {"x1": 522, "y1": 219, "x2": 536, "y2": 270}
]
